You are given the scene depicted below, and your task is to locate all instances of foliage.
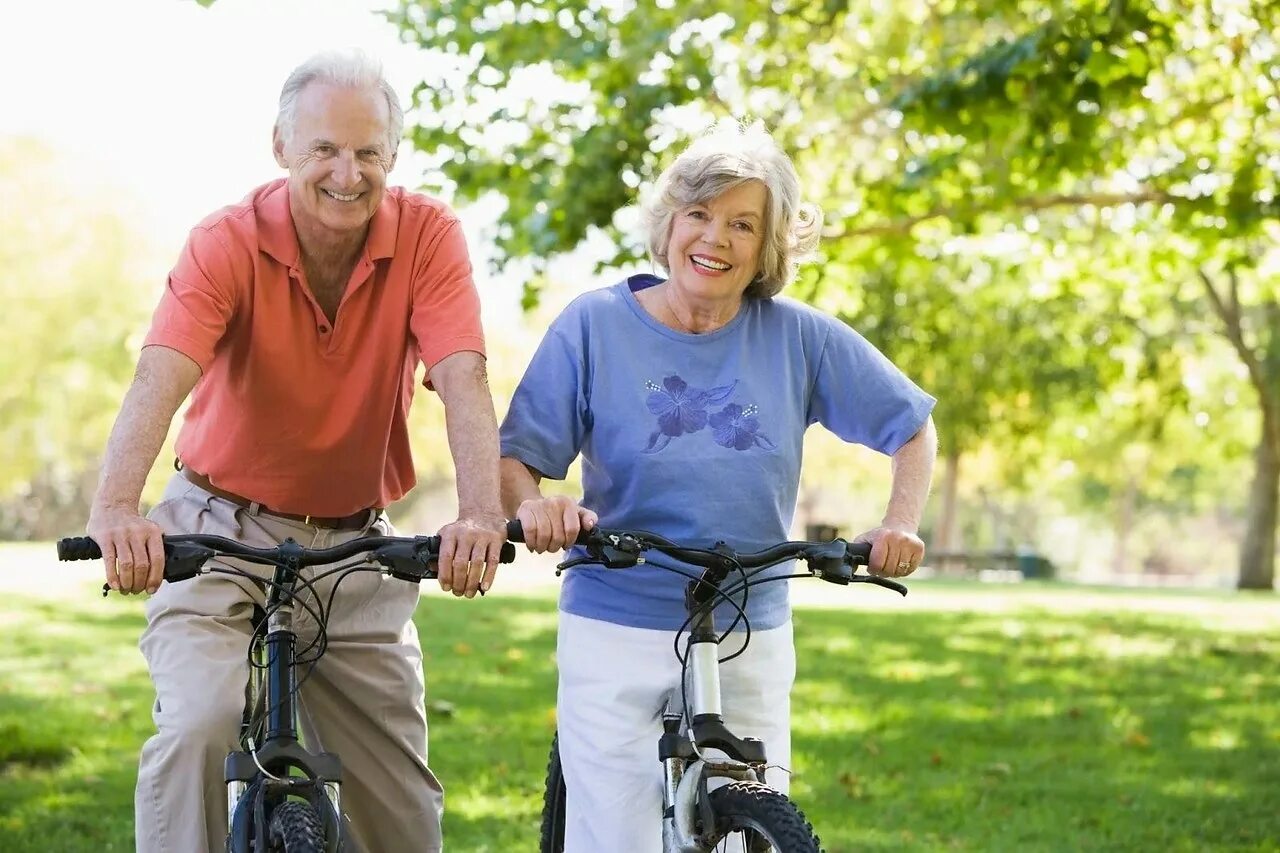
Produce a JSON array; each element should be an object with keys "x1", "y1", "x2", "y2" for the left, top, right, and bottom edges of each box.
[
  {"x1": 2, "y1": 579, "x2": 1278, "y2": 850},
  {"x1": 387, "y1": 0, "x2": 1278, "y2": 583},
  {"x1": 0, "y1": 139, "x2": 158, "y2": 517}
]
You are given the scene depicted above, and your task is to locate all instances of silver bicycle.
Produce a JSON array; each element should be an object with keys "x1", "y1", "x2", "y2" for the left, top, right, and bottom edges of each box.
[{"x1": 506, "y1": 521, "x2": 908, "y2": 853}]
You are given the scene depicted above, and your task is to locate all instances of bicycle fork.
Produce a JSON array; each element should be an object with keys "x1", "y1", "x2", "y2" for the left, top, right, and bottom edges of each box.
[
  {"x1": 225, "y1": 588, "x2": 343, "y2": 850},
  {"x1": 661, "y1": 618, "x2": 767, "y2": 852}
]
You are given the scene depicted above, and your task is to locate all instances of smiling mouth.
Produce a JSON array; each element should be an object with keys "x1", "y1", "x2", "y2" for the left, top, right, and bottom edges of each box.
[
  {"x1": 323, "y1": 189, "x2": 362, "y2": 202},
  {"x1": 691, "y1": 255, "x2": 731, "y2": 272}
]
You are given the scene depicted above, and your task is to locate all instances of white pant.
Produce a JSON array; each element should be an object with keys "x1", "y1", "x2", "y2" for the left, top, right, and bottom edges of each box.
[{"x1": 556, "y1": 611, "x2": 797, "y2": 853}]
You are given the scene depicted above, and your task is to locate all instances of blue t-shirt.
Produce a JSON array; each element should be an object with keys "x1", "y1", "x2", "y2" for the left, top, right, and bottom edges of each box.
[{"x1": 500, "y1": 276, "x2": 936, "y2": 631}]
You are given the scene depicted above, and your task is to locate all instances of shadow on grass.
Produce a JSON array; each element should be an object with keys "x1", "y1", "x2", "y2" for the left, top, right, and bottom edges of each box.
[
  {"x1": 1, "y1": 590, "x2": 1277, "y2": 851},
  {"x1": 790, "y1": 608, "x2": 1280, "y2": 851}
]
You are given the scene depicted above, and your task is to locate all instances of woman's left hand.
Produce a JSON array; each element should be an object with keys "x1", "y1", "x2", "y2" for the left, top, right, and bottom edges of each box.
[{"x1": 852, "y1": 525, "x2": 925, "y2": 577}]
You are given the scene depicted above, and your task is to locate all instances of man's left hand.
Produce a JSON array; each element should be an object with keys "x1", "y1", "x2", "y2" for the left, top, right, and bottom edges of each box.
[
  {"x1": 437, "y1": 512, "x2": 507, "y2": 598},
  {"x1": 853, "y1": 524, "x2": 925, "y2": 578}
]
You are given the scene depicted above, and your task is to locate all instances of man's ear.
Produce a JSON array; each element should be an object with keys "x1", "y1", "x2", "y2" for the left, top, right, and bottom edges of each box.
[{"x1": 272, "y1": 125, "x2": 288, "y2": 169}]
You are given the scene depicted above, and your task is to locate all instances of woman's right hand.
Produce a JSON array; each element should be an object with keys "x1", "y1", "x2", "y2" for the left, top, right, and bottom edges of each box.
[{"x1": 515, "y1": 496, "x2": 598, "y2": 553}]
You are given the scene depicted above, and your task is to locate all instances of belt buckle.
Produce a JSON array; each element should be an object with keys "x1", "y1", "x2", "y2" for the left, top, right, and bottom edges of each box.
[{"x1": 304, "y1": 514, "x2": 314, "y2": 527}]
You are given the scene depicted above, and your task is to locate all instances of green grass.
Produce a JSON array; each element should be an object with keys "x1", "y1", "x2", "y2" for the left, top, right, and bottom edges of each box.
[{"x1": 1, "y1": 587, "x2": 1277, "y2": 851}]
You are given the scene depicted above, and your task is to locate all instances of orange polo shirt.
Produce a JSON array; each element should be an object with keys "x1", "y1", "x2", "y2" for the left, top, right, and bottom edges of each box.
[{"x1": 144, "y1": 179, "x2": 486, "y2": 516}]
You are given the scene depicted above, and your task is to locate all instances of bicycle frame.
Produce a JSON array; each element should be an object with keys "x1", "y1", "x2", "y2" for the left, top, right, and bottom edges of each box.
[
  {"x1": 225, "y1": 557, "x2": 345, "y2": 853},
  {"x1": 661, "y1": 589, "x2": 771, "y2": 853}
]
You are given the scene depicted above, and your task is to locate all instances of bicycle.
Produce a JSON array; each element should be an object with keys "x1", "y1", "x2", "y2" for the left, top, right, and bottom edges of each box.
[
  {"x1": 506, "y1": 520, "x2": 908, "y2": 853},
  {"x1": 57, "y1": 532, "x2": 515, "y2": 853}
]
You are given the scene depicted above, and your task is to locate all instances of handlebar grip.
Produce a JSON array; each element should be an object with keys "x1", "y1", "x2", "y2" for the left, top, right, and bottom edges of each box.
[
  {"x1": 846, "y1": 542, "x2": 872, "y2": 562},
  {"x1": 58, "y1": 537, "x2": 103, "y2": 561},
  {"x1": 504, "y1": 519, "x2": 593, "y2": 546}
]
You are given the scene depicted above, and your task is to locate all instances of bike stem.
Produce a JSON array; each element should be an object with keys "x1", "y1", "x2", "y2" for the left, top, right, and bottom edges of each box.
[{"x1": 264, "y1": 545, "x2": 303, "y2": 745}]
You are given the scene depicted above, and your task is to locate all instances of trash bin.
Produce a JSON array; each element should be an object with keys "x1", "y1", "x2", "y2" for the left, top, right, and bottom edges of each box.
[
  {"x1": 806, "y1": 523, "x2": 840, "y2": 542},
  {"x1": 1015, "y1": 547, "x2": 1054, "y2": 579}
]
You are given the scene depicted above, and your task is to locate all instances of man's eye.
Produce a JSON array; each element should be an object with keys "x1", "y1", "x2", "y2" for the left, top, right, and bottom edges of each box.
[{"x1": 315, "y1": 145, "x2": 336, "y2": 156}]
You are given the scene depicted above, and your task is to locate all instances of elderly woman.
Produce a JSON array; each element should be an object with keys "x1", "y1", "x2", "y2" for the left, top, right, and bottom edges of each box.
[{"x1": 499, "y1": 121, "x2": 937, "y2": 850}]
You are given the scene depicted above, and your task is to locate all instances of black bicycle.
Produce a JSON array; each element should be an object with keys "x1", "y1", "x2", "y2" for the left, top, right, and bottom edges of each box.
[
  {"x1": 57, "y1": 532, "x2": 515, "y2": 853},
  {"x1": 506, "y1": 520, "x2": 907, "y2": 853}
]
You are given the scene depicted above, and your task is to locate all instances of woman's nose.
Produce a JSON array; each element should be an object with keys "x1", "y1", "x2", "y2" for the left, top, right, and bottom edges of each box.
[{"x1": 701, "y1": 219, "x2": 729, "y2": 246}]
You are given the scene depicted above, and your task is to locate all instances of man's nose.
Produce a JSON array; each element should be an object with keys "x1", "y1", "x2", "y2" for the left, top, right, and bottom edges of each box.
[{"x1": 332, "y1": 152, "x2": 361, "y2": 188}]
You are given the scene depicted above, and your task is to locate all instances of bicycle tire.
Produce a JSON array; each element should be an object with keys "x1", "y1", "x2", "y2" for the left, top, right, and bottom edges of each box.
[
  {"x1": 705, "y1": 782, "x2": 821, "y2": 852},
  {"x1": 538, "y1": 733, "x2": 567, "y2": 853},
  {"x1": 268, "y1": 800, "x2": 325, "y2": 853}
]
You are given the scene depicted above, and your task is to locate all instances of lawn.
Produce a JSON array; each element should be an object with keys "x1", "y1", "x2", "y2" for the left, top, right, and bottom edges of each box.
[{"x1": 1, "y1": 579, "x2": 1277, "y2": 852}]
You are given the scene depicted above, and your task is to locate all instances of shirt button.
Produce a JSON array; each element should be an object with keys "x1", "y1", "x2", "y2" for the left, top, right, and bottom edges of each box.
[{"x1": 319, "y1": 326, "x2": 329, "y2": 334}]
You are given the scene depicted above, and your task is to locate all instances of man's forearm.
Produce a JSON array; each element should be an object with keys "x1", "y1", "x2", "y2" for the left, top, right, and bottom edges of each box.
[
  {"x1": 438, "y1": 361, "x2": 503, "y2": 517},
  {"x1": 93, "y1": 347, "x2": 199, "y2": 515},
  {"x1": 882, "y1": 416, "x2": 937, "y2": 531}
]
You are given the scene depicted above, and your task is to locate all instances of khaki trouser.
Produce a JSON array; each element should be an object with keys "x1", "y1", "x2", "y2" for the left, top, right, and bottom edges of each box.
[{"x1": 135, "y1": 474, "x2": 443, "y2": 853}]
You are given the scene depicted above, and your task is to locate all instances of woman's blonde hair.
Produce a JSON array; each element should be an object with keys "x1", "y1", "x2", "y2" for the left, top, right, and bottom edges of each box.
[{"x1": 642, "y1": 120, "x2": 823, "y2": 298}]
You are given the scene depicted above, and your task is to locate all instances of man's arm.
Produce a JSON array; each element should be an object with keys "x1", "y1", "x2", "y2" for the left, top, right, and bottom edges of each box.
[
  {"x1": 853, "y1": 415, "x2": 938, "y2": 577},
  {"x1": 428, "y1": 351, "x2": 507, "y2": 598},
  {"x1": 88, "y1": 345, "x2": 201, "y2": 594}
]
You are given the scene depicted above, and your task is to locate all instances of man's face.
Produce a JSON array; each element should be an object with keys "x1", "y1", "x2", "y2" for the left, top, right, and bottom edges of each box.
[{"x1": 273, "y1": 82, "x2": 396, "y2": 241}]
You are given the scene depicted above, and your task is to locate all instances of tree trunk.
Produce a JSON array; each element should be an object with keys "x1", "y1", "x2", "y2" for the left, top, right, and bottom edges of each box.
[
  {"x1": 1113, "y1": 474, "x2": 1137, "y2": 575},
  {"x1": 934, "y1": 450, "x2": 960, "y2": 570},
  {"x1": 1238, "y1": 413, "x2": 1278, "y2": 590}
]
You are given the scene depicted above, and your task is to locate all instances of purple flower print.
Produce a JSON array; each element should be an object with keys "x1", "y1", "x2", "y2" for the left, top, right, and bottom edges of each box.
[
  {"x1": 709, "y1": 403, "x2": 777, "y2": 451},
  {"x1": 643, "y1": 375, "x2": 737, "y2": 453}
]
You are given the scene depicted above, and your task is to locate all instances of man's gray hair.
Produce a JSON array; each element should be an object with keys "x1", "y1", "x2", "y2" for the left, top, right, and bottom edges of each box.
[
  {"x1": 276, "y1": 50, "x2": 404, "y2": 150},
  {"x1": 642, "y1": 120, "x2": 823, "y2": 299}
]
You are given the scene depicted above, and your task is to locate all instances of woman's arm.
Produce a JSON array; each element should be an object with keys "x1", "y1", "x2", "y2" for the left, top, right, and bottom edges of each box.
[{"x1": 500, "y1": 457, "x2": 597, "y2": 553}]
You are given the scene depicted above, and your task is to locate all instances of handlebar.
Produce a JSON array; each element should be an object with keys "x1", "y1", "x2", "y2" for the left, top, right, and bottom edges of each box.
[
  {"x1": 57, "y1": 534, "x2": 517, "y2": 586},
  {"x1": 503, "y1": 520, "x2": 907, "y2": 596}
]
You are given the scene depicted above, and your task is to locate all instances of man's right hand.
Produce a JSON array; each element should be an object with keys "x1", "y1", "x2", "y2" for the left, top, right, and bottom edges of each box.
[
  {"x1": 515, "y1": 496, "x2": 597, "y2": 554},
  {"x1": 87, "y1": 507, "x2": 166, "y2": 595}
]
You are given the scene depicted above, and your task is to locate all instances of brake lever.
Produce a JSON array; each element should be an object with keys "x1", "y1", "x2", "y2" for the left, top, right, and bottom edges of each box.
[
  {"x1": 555, "y1": 535, "x2": 644, "y2": 574},
  {"x1": 100, "y1": 542, "x2": 217, "y2": 596}
]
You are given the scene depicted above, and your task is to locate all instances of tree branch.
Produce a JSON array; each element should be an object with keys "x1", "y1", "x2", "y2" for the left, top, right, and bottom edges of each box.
[
  {"x1": 1198, "y1": 267, "x2": 1269, "y2": 403},
  {"x1": 839, "y1": 189, "x2": 1176, "y2": 237}
]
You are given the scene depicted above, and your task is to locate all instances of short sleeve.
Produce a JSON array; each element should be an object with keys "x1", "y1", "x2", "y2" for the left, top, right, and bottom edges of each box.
[
  {"x1": 499, "y1": 322, "x2": 591, "y2": 481},
  {"x1": 807, "y1": 321, "x2": 936, "y2": 455},
  {"x1": 143, "y1": 226, "x2": 240, "y2": 370},
  {"x1": 410, "y1": 218, "x2": 486, "y2": 377}
]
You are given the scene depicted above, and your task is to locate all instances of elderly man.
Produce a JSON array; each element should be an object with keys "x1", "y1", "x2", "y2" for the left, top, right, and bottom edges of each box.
[{"x1": 87, "y1": 51, "x2": 505, "y2": 852}]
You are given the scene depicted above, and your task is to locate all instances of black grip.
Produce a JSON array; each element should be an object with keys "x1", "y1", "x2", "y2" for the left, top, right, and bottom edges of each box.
[
  {"x1": 846, "y1": 542, "x2": 872, "y2": 562},
  {"x1": 58, "y1": 537, "x2": 103, "y2": 561},
  {"x1": 504, "y1": 519, "x2": 593, "y2": 546}
]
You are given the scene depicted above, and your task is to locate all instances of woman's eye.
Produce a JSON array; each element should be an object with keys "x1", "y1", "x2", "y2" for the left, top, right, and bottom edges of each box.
[
  {"x1": 734, "y1": 221, "x2": 754, "y2": 232},
  {"x1": 687, "y1": 209, "x2": 707, "y2": 219}
]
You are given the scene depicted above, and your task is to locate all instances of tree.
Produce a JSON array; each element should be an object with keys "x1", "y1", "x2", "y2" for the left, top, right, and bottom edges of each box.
[
  {"x1": 389, "y1": 0, "x2": 1278, "y2": 587},
  {"x1": 0, "y1": 138, "x2": 159, "y2": 536}
]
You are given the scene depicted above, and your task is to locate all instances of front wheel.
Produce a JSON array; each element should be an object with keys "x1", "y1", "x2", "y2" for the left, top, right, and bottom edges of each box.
[
  {"x1": 268, "y1": 800, "x2": 325, "y2": 853},
  {"x1": 704, "y1": 782, "x2": 821, "y2": 853},
  {"x1": 538, "y1": 733, "x2": 567, "y2": 852}
]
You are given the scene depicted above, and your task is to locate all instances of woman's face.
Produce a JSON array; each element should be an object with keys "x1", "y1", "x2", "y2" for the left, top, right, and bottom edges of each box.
[{"x1": 666, "y1": 180, "x2": 767, "y2": 304}]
